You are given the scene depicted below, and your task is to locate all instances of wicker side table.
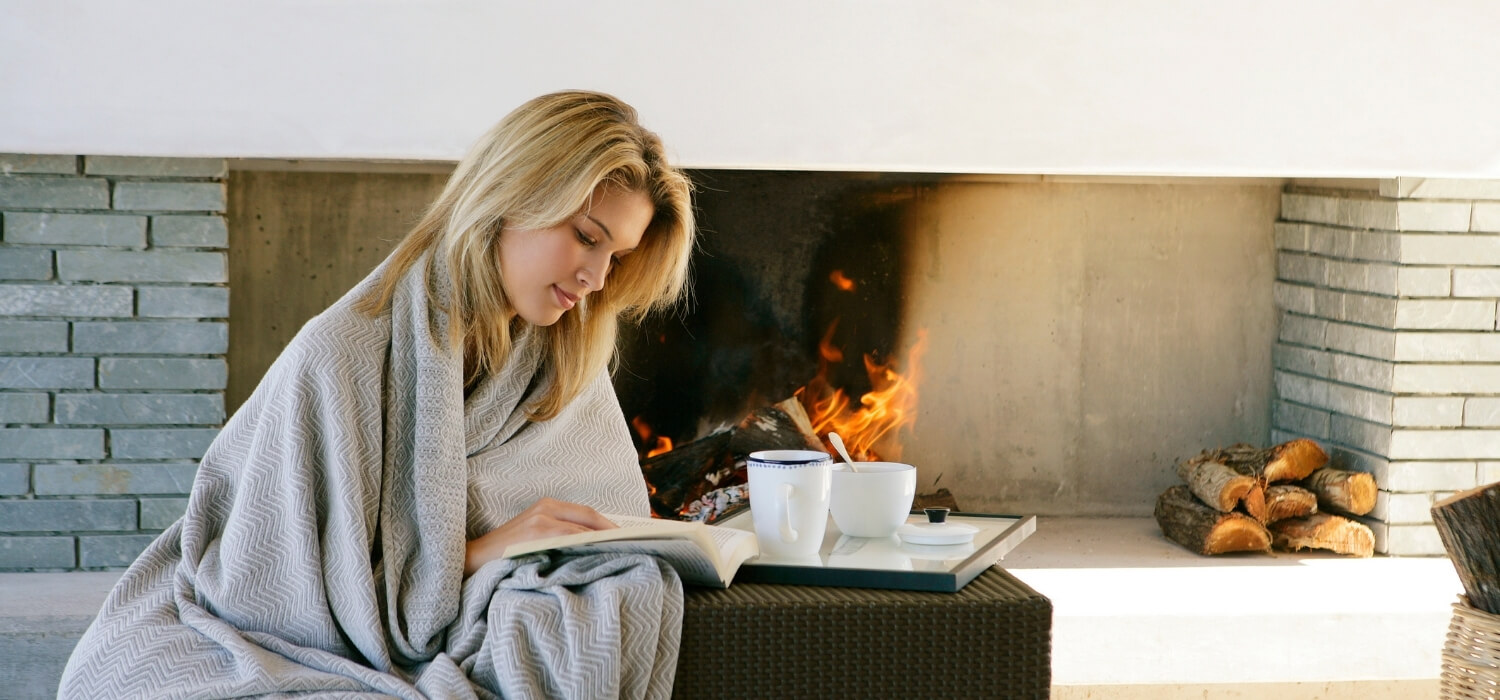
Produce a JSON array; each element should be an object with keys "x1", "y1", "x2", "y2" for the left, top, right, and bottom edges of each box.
[{"x1": 675, "y1": 566, "x2": 1052, "y2": 699}]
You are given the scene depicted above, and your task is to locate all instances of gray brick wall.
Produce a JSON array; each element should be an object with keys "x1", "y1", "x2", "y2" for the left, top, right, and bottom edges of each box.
[
  {"x1": 0, "y1": 155, "x2": 226, "y2": 570},
  {"x1": 1274, "y1": 182, "x2": 1500, "y2": 555}
]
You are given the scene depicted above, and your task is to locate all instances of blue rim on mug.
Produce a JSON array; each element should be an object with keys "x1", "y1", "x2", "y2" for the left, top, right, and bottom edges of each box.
[{"x1": 748, "y1": 450, "x2": 831, "y2": 468}]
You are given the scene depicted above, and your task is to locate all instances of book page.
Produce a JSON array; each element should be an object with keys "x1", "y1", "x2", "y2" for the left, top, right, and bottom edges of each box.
[
  {"x1": 611, "y1": 516, "x2": 752, "y2": 572},
  {"x1": 607, "y1": 514, "x2": 678, "y2": 530},
  {"x1": 503, "y1": 516, "x2": 691, "y2": 558},
  {"x1": 704, "y1": 523, "x2": 754, "y2": 558},
  {"x1": 563, "y1": 538, "x2": 723, "y2": 587},
  {"x1": 507, "y1": 514, "x2": 758, "y2": 587}
]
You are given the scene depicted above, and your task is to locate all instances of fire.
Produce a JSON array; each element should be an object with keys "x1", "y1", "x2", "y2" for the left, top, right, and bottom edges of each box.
[
  {"x1": 829, "y1": 269, "x2": 857, "y2": 292},
  {"x1": 798, "y1": 325, "x2": 928, "y2": 462},
  {"x1": 647, "y1": 436, "x2": 674, "y2": 459},
  {"x1": 630, "y1": 415, "x2": 675, "y2": 459},
  {"x1": 818, "y1": 322, "x2": 844, "y2": 364}
]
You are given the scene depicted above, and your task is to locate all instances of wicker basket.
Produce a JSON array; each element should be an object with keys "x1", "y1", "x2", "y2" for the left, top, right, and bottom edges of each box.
[{"x1": 1442, "y1": 596, "x2": 1500, "y2": 699}]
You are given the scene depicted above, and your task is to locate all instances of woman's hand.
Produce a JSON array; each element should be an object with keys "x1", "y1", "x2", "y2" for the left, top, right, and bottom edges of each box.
[{"x1": 464, "y1": 497, "x2": 617, "y2": 576}]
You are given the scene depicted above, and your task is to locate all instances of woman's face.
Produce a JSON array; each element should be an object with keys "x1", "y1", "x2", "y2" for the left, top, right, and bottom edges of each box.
[{"x1": 498, "y1": 185, "x2": 653, "y2": 326}]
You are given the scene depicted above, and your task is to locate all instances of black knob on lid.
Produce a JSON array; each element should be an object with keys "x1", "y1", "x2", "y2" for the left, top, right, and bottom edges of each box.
[{"x1": 924, "y1": 507, "x2": 950, "y2": 524}]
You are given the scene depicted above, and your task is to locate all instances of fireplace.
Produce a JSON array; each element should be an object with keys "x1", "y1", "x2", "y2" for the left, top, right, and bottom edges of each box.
[
  {"x1": 211, "y1": 171, "x2": 1500, "y2": 555},
  {"x1": 3, "y1": 159, "x2": 1495, "y2": 572}
]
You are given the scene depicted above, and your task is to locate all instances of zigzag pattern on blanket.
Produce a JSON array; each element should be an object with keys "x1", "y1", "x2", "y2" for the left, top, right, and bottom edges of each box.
[
  {"x1": 461, "y1": 554, "x2": 684, "y2": 699},
  {"x1": 466, "y1": 367, "x2": 653, "y2": 537},
  {"x1": 58, "y1": 253, "x2": 682, "y2": 699}
]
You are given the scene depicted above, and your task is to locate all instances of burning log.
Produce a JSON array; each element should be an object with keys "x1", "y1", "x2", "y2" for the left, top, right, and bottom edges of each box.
[
  {"x1": 1301, "y1": 467, "x2": 1377, "y2": 516},
  {"x1": 639, "y1": 430, "x2": 735, "y2": 519},
  {"x1": 1432, "y1": 481, "x2": 1500, "y2": 615},
  {"x1": 1154, "y1": 485, "x2": 1271, "y2": 555},
  {"x1": 638, "y1": 397, "x2": 823, "y2": 519},
  {"x1": 644, "y1": 318, "x2": 930, "y2": 520},
  {"x1": 1176, "y1": 457, "x2": 1256, "y2": 512},
  {"x1": 729, "y1": 397, "x2": 822, "y2": 456},
  {"x1": 1264, "y1": 484, "x2": 1318, "y2": 523},
  {"x1": 1196, "y1": 439, "x2": 1327, "y2": 484},
  {"x1": 1270, "y1": 513, "x2": 1374, "y2": 558}
]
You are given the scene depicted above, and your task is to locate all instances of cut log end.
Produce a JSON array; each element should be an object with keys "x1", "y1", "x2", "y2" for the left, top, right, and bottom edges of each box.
[
  {"x1": 1432, "y1": 481, "x2": 1500, "y2": 615},
  {"x1": 1178, "y1": 459, "x2": 1255, "y2": 512},
  {"x1": 1208, "y1": 518, "x2": 1276, "y2": 554},
  {"x1": 1303, "y1": 467, "x2": 1377, "y2": 516},
  {"x1": 1271, "y1": 513, "x2": 1374, "y2": 558},
  {"x1": 1155, "y1": 485, "x2": 1271, "y2": 555},
  {"x1": 1265, "y1": 438, "x2": 1328, "y2": 483},
  {"x1": 1241, "y1": 484, "x2": 1267, "y2": 523},
  {"x1": 1265, "y1": 484, "x2": 1318, "y2": 523},
  {"x1": 1198, "y1": 438, "x2": 1328, "y2": 484}
]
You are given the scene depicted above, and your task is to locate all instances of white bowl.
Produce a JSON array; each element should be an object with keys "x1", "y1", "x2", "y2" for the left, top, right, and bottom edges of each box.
[{"x1": 829, "y1": 462, "x2": 916, "y2": 538}]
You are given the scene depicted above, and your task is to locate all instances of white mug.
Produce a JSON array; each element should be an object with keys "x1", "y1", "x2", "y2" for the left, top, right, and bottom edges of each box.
[
  {"x1": 830, "y1": 461, "x2": 916, "y2": 538},
  {"x1": 748, "y1": 450, "x2": 832, "y2": 558}
]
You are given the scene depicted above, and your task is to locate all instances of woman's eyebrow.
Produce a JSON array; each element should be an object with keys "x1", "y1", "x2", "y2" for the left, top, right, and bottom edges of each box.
[{"x1": 585, "y1": 215, "x2": 614, "y2": 242}]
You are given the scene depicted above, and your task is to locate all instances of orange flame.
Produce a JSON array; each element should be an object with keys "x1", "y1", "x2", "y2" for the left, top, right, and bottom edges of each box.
[
  {"x1": 630, "y1": 415, "x2": 675, "y2": 459},
  {"x1": 647, "y1": 436, "x2": 674, "y2": 459},
  {"x1": 818, "y1": 321, "x2": 844, "y2": 364},
  {"x1": 829, "y1": 270, "x2": 856, "y2": 292},
  {"x1": 798, "y1": 326, "x2": 927, "y2": 462}
]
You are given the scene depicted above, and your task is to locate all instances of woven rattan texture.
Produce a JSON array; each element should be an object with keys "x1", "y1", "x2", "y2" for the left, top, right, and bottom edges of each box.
[
  {"x1": 674, "y1": 566, "x2": 1052, "y2": 699},
  {"x1": 1442, "y1": 596, "x2": 1500, "y2": 700}
]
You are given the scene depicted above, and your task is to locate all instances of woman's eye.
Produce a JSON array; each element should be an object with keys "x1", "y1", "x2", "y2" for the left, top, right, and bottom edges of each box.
[{"x1": 575, "y1": 229, "x2": 596, "y2": 247}]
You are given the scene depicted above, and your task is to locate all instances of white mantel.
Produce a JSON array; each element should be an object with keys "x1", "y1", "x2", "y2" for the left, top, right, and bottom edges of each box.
[{"x1": 3, "y1": 1, "x2": 1498, "y2": 177}]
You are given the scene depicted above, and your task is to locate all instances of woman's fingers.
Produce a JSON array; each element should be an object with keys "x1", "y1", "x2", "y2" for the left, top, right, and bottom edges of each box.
[
  {"x1": 465, "y1": 498, "x2": 618, "y2": 576},
  {"x1": 513, "y1": 512, "x2": 595, "y2": 540},
  {"x1": 525, "y1": 497, "x2": 617, "y2": 531}
]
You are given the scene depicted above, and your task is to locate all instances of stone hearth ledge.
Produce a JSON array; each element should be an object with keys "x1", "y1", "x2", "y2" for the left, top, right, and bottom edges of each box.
[
  {"x1": 0, "y1": 516, "x2": 1464, "y2": 699},
  {"x1": 1003, "y1": 516, "x2": 1461, "y2": 700}
]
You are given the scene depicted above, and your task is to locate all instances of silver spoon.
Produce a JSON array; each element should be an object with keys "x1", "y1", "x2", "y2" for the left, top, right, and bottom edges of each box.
[{"x1": 827, "y1": 432, "x2": 860, "y2": 473}]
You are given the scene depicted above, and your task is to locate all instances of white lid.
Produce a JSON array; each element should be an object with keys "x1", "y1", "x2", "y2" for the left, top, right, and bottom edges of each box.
[{"x1": 896, "y1": 521, "x2": 978, "y2": 546}]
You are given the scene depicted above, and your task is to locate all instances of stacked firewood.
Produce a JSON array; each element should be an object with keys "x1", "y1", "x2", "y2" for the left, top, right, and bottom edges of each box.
[{"x1": 1154, "y1": 439, "x2": 1378, "y2": 557}]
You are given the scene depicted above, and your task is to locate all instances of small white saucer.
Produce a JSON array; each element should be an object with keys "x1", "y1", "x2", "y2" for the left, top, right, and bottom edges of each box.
[{"x1": 896, "y1": 521, "x2": 978, "y2": 546}]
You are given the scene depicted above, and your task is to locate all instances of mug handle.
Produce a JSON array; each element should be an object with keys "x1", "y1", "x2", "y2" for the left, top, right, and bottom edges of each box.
[{"x1": 778, "y1": 482, "x2": 798, "y2": 542}]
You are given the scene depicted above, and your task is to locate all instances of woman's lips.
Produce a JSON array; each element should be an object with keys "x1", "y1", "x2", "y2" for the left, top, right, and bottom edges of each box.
[{"x1": 553, "y1": 285, "x2": 578, "y2": 310}]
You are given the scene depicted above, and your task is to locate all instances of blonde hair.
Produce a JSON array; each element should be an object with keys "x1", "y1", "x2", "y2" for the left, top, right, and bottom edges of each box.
[{"x1": 358, "y1": 90, "x2": 695, "y2": 420}]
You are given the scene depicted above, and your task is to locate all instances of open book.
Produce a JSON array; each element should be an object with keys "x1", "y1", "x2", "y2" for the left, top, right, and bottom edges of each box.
[{"x1": 502, "y1": 514, "x2": 759, "y2": 588}]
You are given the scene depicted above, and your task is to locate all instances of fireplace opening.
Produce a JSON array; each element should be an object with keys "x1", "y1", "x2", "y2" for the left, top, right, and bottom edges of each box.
[
  {"x1": 229, "y1": 167, "x2": 1282, "y2": 523},
  {"x1": 614, "y1": 170, "x2": 931, "y2": 459}
]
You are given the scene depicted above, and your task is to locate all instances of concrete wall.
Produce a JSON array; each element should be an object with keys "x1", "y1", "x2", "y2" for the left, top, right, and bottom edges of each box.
[
  {"x1": 898, "y1": 180, "x2": 1283, "y2": 515},
  {"x1": 225, "y1": 170, "x2": 447, "y2": 413}
]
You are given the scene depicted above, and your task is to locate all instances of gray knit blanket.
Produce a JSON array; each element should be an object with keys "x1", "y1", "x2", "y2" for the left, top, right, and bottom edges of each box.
[{"x1": 59, "y1": 254, "x2": 683, "y2": 699}]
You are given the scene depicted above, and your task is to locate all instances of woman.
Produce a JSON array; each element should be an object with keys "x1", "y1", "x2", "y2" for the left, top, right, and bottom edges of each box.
[{"x1": 60, "y1": 91, "x2": 696, "y2": 699}]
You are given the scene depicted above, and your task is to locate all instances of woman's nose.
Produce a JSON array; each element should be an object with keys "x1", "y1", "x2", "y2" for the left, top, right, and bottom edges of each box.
[{"x1": 579, "y1": 260, "x2": 608, "y2": 292}]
